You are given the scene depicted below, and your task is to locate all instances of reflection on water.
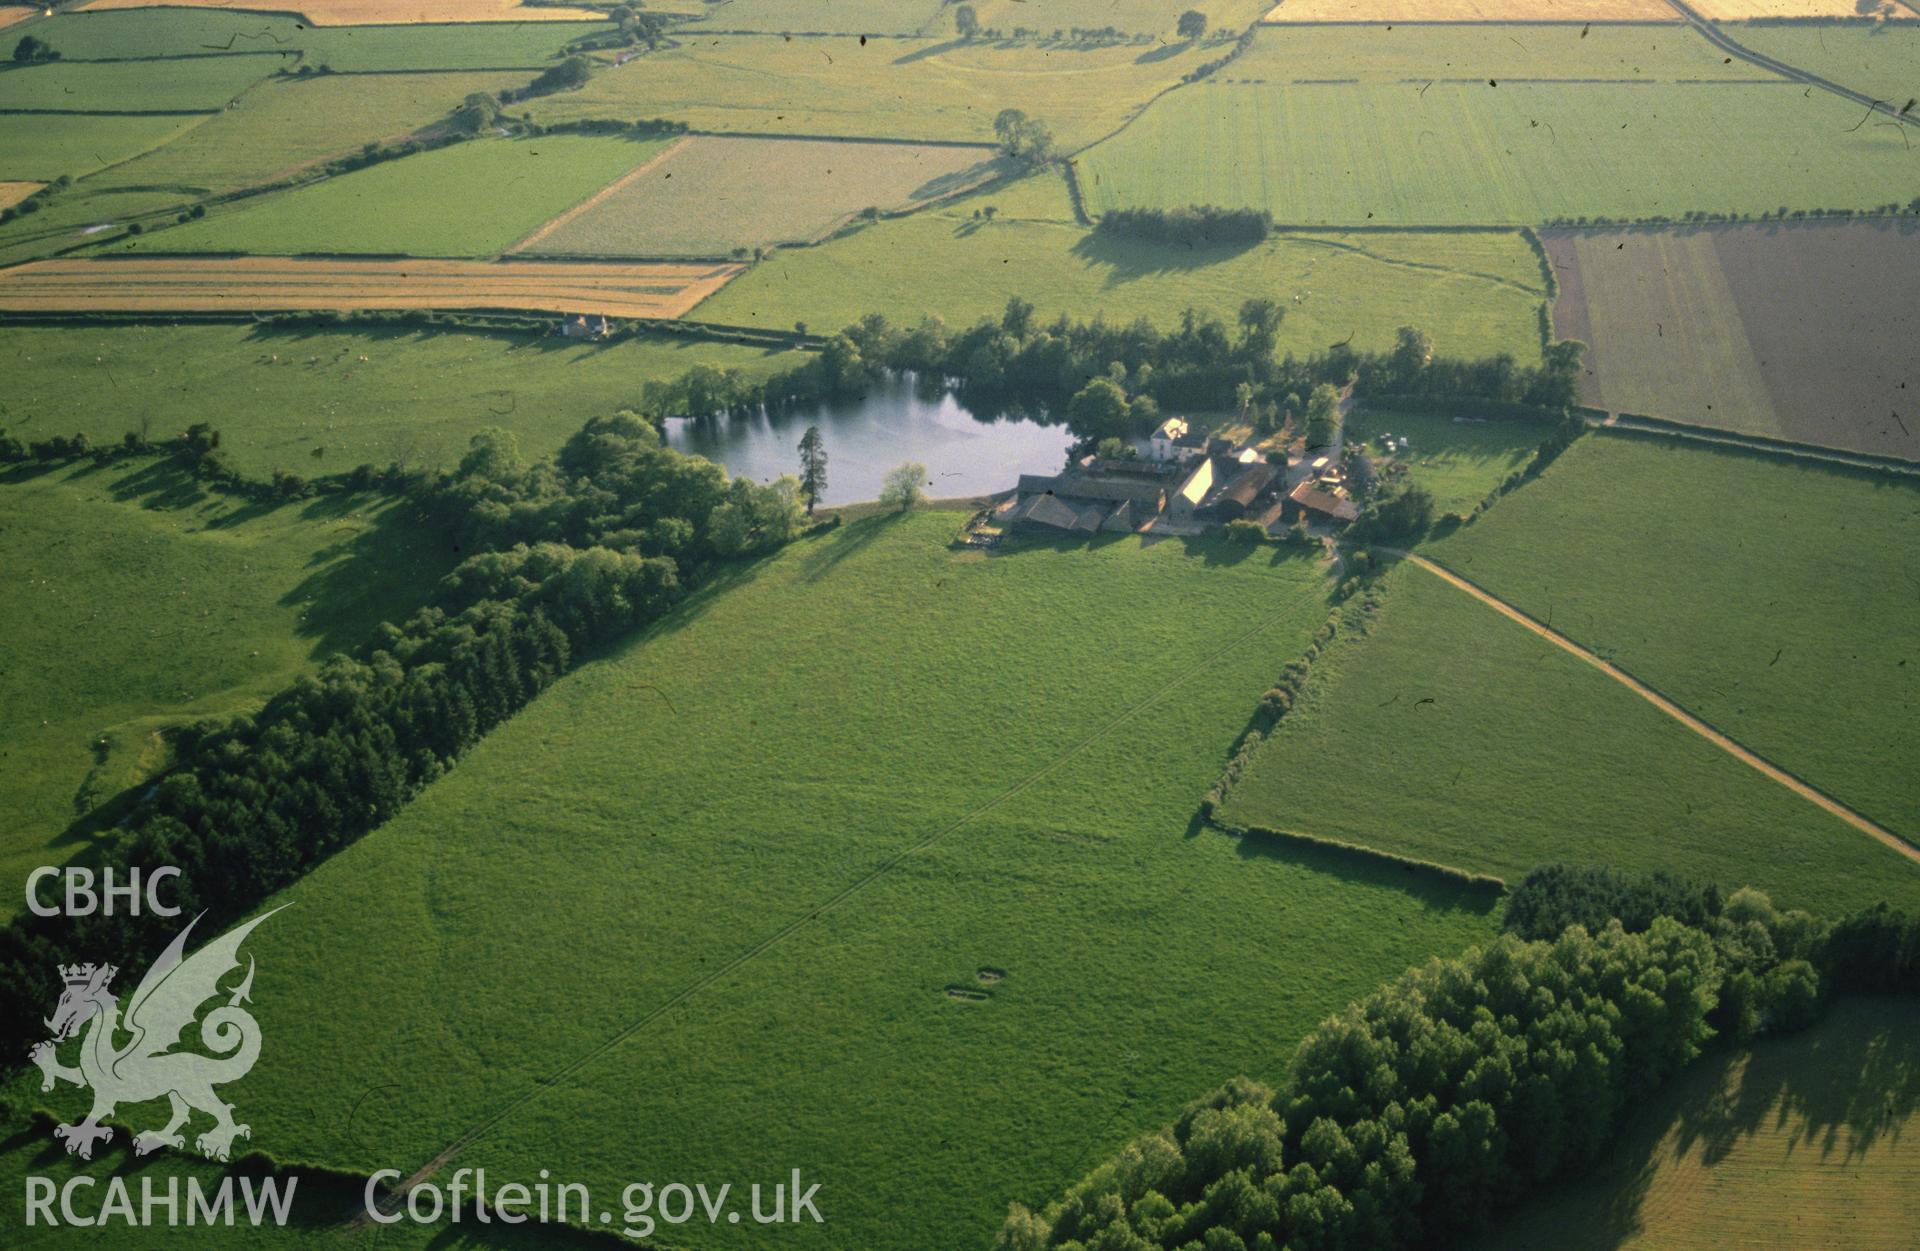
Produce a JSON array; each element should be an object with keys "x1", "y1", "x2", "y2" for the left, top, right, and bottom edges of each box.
[{"x1": 663, "y1": 375, "x2": 1074, "y2": 506}]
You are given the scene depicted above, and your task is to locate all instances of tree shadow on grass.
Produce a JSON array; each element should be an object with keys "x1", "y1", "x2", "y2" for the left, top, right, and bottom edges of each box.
[
  {"x1": 1479, "y1": 997, "x2": 1920, "y2": 1251},
  {"x1": 1135, "y1": 41, "x2": 1189, "y2": 65},
  {"x1": 1069, "y1": 230, "x2": 1267, "y2": 287},
  {"x1": 1228, "y1": 825, "x2": 1503, "y2": 920},
  {"x1": 892, "y1": 36, "x2": 969, "y2": 65},
  {"x1": 911, "y1": 155, "x2": 1020, "y2": 203},
  {"x1": 797, "y1": 509, "x2": 909, "y2": 584}
]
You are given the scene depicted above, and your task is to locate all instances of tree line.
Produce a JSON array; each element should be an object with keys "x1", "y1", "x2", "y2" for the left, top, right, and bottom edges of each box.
[
  {"x1": 997, "y1": 866, "x2": 1918, "y2": 1251},
  {"x1": 0, "y1": 416, "x2": 802, "y2": 1056},
  {"x1": 645, "y1": 299, "x2": 1583, "y2": 460},
  {"x1": 1095, "y1": 206, "x2": 1274, "y2": 247}
]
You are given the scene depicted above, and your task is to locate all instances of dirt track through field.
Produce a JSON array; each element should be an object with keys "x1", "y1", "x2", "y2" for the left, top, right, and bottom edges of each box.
[
  {"x1": 1401, "y1": 551, "x2": 1920, "y2": 867},
  {"x1": 353, "y1": 567, "x2": 1335, "y2": 1224},
  {"x1": 505, "y1": 136, "x2": 692, "y2": 255}
]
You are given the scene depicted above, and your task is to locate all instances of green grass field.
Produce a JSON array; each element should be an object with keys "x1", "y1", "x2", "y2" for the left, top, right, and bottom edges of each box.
[
  {"x1": 1079, "y1": 80, "x2": 1920, "y2": 225},
  {"x1": 970, "y1": 0, "x2": 1276, "y2": 36},
  {"x1": 1345, "y1": 407, "x2": 1540, "y2": 516},
  {"x1": 1422, "y1": 433, "x2": 1920, "y2": 845},
  {"x1": 1473, "y1": 996, "x2": 1920, "y2": 1251},
  {"x1": 686, "y1": 0, "x2": 949, "y2": 33},
  {"x1": 127, "y1": 134, "x2": 664, "y2": 257},
  {"x1": 1231, "y1": 20, "x2": 1770, "y2": 82},
  {"x1": 0, "y1": 111, "x2": 204, "y2": 181},
  {"x1": 0, "y1": 459, "x2": 449, "y2": 898},
  {"x1": 80, "y1": 71, "x2": 527, "y2": 195},
  {"x1": 29, "y1": 7, "x2": 607, "y2": 71},
  {"x1": 5, "y1": 513, "x2": 1500, "y2": 1250},
  {"x1": 0, "y1": 187, "x2": 193, "y2": 266},
  {"x1": 0, "y1": 323, "x2": 805, "y2": 476},
  {"x1": 527, "y1": 135, "x2": 1009, "y2": 257},
  {"x1": 1736, "y1": 21, "x2": 1920, "y2": 107},
  {"x1": 699, "y1": 176, "x2": 1550, "y2": 359},
  {"x1": 1218, "y1": 561, "x2": 1920, "y2": 917},
  {"x1": 525, "y1": 33, "x2": 1224, "y2": 148},
  {"x1": 0, "y1": 56, "x2": 275, "y2": 112}
]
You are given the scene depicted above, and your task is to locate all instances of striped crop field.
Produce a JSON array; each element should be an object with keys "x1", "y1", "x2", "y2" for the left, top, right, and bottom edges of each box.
[{"x1": 0, "y1": 256, "x2": 743, "y2": 318}]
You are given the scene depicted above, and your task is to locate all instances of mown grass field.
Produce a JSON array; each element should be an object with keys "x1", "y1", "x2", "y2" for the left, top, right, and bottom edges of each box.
[
  {"x1": 1, "y1": 513, "x2": 1504, "y2": 1251},
  {"x1": 1474, "y1": 996, "x2": 1920, "y2": 1251},
  {"x1": 75, "y1": 0, "x2": 604, "y2": 23},
  {"x1": 0, "y1": 56, "x2": 275, "y2": 112},
  {"x1": 33, "y1": 7, "x2": 607, "y2": 70},
  {"x1": 1425, "y1": 433, "x2": 1920, "y2": 845},
  {"x1": 128, "y1": 134, "x2": 664, "y2": 257},
  {"x1": 0, "y1": 256, "x2": 745, "y2": 318},
  {"x1": 1693, "y1": 0, "x2": 1903, "y2": 14},
  {"x1": 524, "y1": 135, "x2": 1009, "y2": 257},
  {"x1": 80, "y1": 71, "x2": 527, "y2": 194},
  {"x1": 700, "y1": 177, "x2": 1550, "y2": 358},
  {"x1": 1232, "y1": 21, "x2": 1768, "y2": 82},
  {"x1": 1735, "y1": 22, "x2": 1920, "y2": 105},
  {"x1": 1079, "y1": 80, "x2": 1920, "y2": 225},
  {"x1": 1219, "y1": 560, "x2": 1920, "y2": 917},
  {"x1": 525, "y1": 33, "x2": 1226, "y2": 148},
  {"x1": 0, "y1": 459, "x2": 449, "y2": 900},
  {"x1": 0, "y1": 111, "x2": 203, "y2": 181},
  {"x1": 1345, "y1": 407, "x2": 1540, "y2": 516},
  {"x1": 1544, "y1": 222, "x2": 1920, "y2": 459},
  {"x1": 0, "y1": 323, "x2": 802, "y2": 474},
  {"x1": 1262, "y1": 0, "x2": 1678, "y2": 17}
]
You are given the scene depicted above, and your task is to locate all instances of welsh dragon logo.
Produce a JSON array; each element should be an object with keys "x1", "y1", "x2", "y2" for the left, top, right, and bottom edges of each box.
[{"x1": 29, "y1": 908, "x2": 282, "y2": 1163}]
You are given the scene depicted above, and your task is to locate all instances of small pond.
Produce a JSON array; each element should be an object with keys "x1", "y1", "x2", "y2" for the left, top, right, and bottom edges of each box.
[{"x1": 664, "y1": 374, "x2": 1075, "y2": 506}]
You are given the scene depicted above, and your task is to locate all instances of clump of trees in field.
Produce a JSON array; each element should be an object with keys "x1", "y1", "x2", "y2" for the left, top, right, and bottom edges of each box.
[
  {"x1": 12, "y1": 35, "x2": 60, "y2": 63},
  {"x1": 1095, "y1": 206, "x2": 1272, "y2": 247},
  {"x1": 0, "y1": 417, "x2": 803, "y2": 1054},
  {"x1": 997, "y1": 867, "x2": 1920, "y2": 1251},
  {"x1": 993, "y1": 108, "x2": 1054, "y2": 164}
]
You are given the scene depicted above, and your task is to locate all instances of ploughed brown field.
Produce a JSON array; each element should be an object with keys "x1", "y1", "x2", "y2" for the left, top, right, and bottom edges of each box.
[
  {"x1": 0, "y1": 256, "x2": 743, "y2": 318},
  {"x1": 0, "y1": 182, "x2": 43, "y2": 210},
  {"x1": 1545, "y1": 219, "x2": 1920, "y2": 460}
]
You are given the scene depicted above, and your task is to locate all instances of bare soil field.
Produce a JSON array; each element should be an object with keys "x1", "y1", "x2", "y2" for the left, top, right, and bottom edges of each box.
[
  {"x1": 0, "y1": 5, "x2": 36, "y2": 29},
  {"x1": 0, "y1": 181, "x2": 41, "y2": 210},
  {"x1": 0, "y1": 256, "x2": 742, "y2": 318},
  {"x1": 1262, "y1": 0, "x2": 1677, "y2": 21},
  {"x1": 76, "y1": 0, "x2": 602, "y2": 23},
  {"x1": 1545, "y1": 220, "x2": 1920, "y2": 459},
  {"x1": 517, "y1": 134, "x2": 1010, "y2": 258}
]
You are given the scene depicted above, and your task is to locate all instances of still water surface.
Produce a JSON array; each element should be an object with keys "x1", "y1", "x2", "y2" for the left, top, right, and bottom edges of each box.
[{"x1": 664, "y1": 375, "x2": 1074, "y2": 505}]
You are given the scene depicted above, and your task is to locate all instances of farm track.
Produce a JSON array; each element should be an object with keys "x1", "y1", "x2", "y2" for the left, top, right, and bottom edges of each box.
[
  {"x1": 0, "y1": 256, "x2": 744, "y2": 319},
  {"x1": 1399, "y1": 551, "x2": 1920, "y2": 867},
  {"x1": 355, "y1": 566, "x2": 1334, "y2": 1221},
  {"x1": 1290, "y1": 233, "x2": 1548, "y2": 297},
  {"x1": 1664, "y1": 0, "x2": 1920, "y2": 126}
]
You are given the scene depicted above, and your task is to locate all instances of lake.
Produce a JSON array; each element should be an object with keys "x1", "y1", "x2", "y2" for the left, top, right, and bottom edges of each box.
[{"x1": 663, "y1": 375, "x2": 1075, "y2": 506}]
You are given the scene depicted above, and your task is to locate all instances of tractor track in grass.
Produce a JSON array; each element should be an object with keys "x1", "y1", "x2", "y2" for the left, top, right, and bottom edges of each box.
[
  {"x1": 503, "y1": 135, "x2": 692, "y2": 256},
  {"x1": 353, "y1": 564, "x2": 1333, "y2": 1223},
  {"x1": 1398, "y1": 551, "x2": 1920, "y2": 868}
]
